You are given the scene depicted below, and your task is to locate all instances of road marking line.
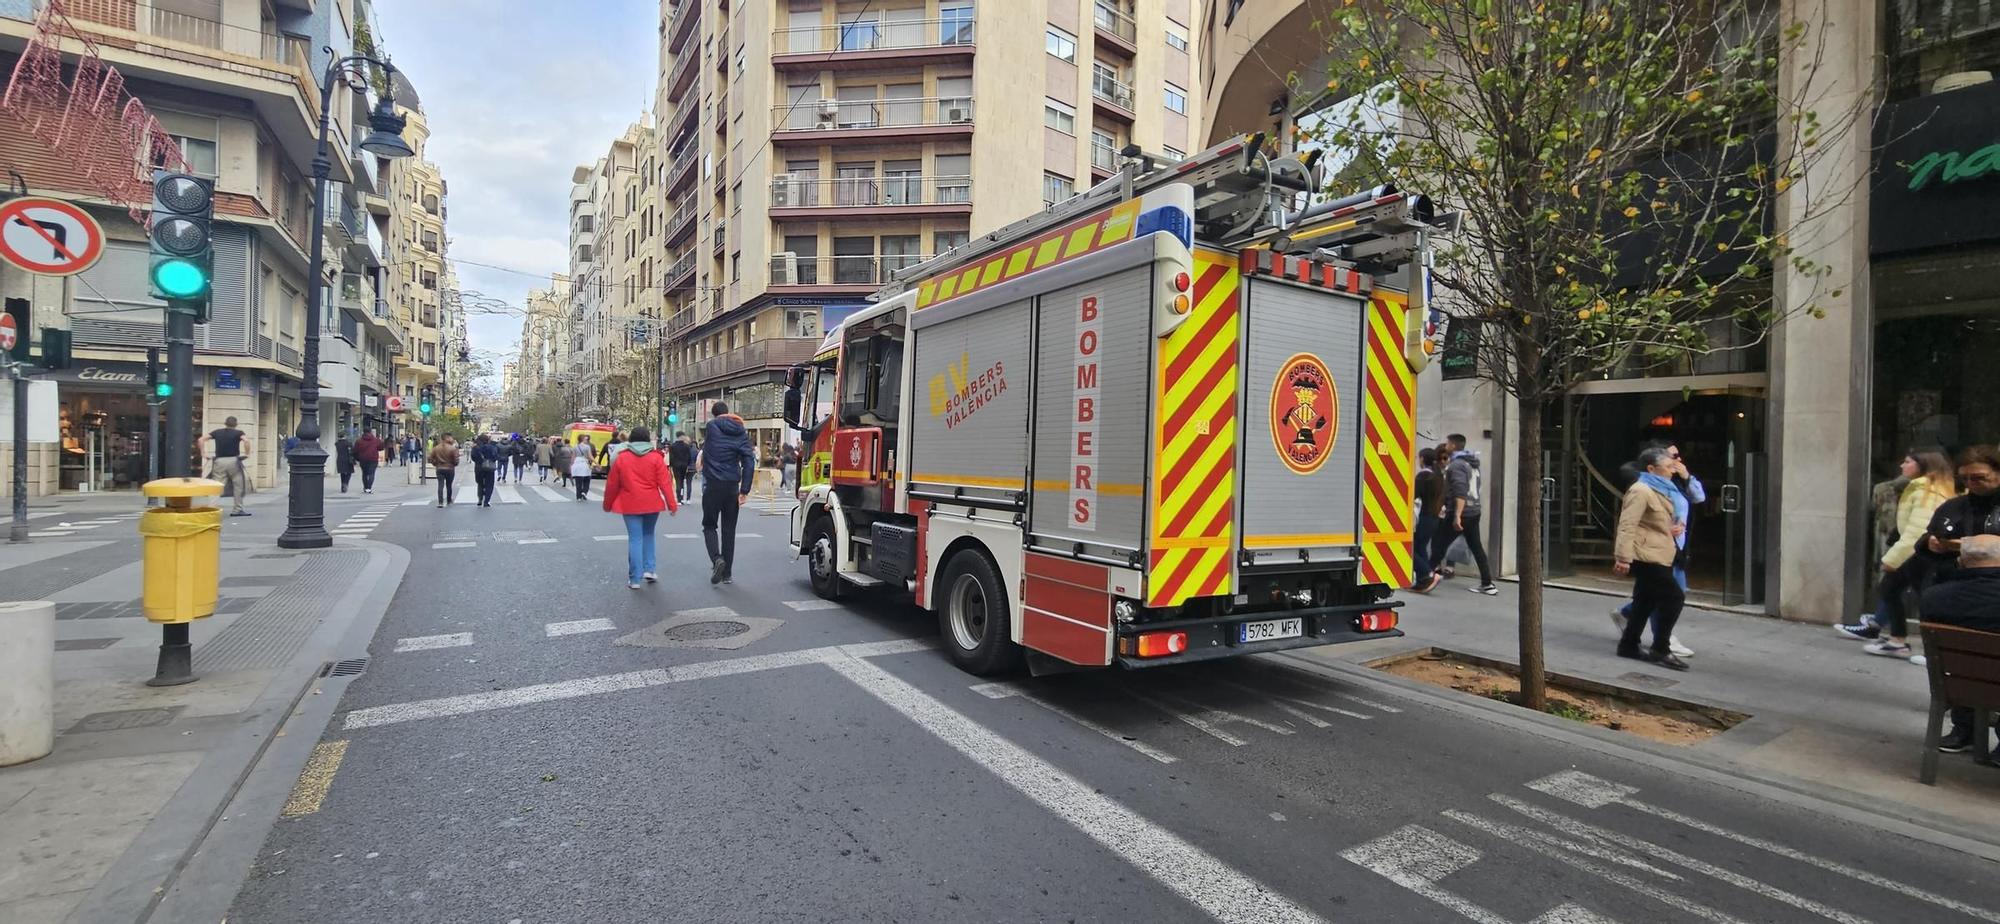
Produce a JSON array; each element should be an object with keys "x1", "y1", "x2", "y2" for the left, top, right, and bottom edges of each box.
[
  {"x1": 394, "y1": 632, "x2": 474, "y2": 652},
  {"x1": 661, "y1": 533, "x2": 700, "y2": 538},
  {"x1": 545, "y1": 618, "x2": 616, "y2": 637},
  {"x1": 1274, "y1": 694, "x2": 1372, "y2": 721},
  {"x1": 738, "y1": 532, "x2": 762, "y2": 538},
  {"x1": 593, "y1": 535, "x2": 624, "y2": 541},
  {"x1": 1341, "y1": 824, "x2": 1519, "y2": 924},
  {"x1": 516, "y1": 538, "x2": 558, "y2": 545},
  {"x1": 281, "y1": 740, "x2": 348, "y2": 817},
  {"x1": 1120, "y1": 690, "x2": 1246, "y2": 746},
  {"x1": 828, "y1": 655, "x2": 1321, "y2": 924},
  {"x1": 430, "y1": 541, "x2": 476, "y2": 549},
  {"x1": 530, "y1": 485, "x2": 568, "y2": 502},
  {"x1": 974, "y1": 680, "x2": 1178, "y2": 764},
  {"x1": 1335, "y1": 692, "x2": 1402, "y2": 713},
  {"x1": 1443, "y1": 810, "x2": 1732, "y2": 923},
  {"x1": 1210, "y1": 680, "x2": 1331, "y2": 728},
  {"x1": 1488, "y1": 794, "x2": 1870, "y2": 924},
  {"x1": 1526, "y1": 770, "x2": 2000, "y2": 923},
  {"x1": 495, "y1": 485, "x2": 525, "y2": 504},
  {"x1": 782, "y1": 599, "x2": 845, "y2": 611},
  {"x1": 675, "y1": 606, "x2": 739, "y2": 620},
  {"x1": 835, "y1": 638, "x2": 935, "y2": 658}
]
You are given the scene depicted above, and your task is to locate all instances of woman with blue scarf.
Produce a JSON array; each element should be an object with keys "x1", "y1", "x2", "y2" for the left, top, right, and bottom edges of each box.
[{"x1": 1613, "y1": 447, "x2": 1691, "y2": 670}]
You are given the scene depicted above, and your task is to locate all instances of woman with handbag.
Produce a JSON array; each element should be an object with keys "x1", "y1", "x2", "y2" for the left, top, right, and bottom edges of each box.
[
  {"x1": 602, "y1": 427, "x2": 679, "y2": 589},
  {"x1": 470, "y1": 433, "x2": 504, "y2": 507},
  {"x1": 569, "y1": 434, "x2": 596, "y2": 500}
]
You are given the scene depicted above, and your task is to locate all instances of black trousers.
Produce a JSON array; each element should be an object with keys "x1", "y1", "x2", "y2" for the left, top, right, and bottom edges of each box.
[
  {"x1": 337, "y1": 466, "x2": 354, "y2": 491},
  {"x1": 1621, "y1": 562, "x2": 1684, "y2": 656},
  {"x1": 436, "y1": 469, "x2": 456, "y2": 504},
  {"x1": 476, "y1": 467, "x2": 497, "y2": 504},
  {"x1": 1873, "y1": 557, "x2": 1935, "y2": 638},
  {"x1": 573, "y1": 474, "x2": 592, "y2": 499},
  {"x1": 672, "y1": 466, "x2": 692, "y2": 502},
  {"x1": 358, "y1": 460, "x2": 377, "y2": 490},
  {"x1": 702, "y1": 483, "x2": 740, "y2": 567},
  {"x1": 1429, "y1": 511, "x2": 1493, "y2": 584}
]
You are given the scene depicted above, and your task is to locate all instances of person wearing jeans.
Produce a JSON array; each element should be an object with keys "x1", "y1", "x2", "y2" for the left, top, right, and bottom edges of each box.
[
  {"x1": 1613, "y1": 447, "x2": 1690, "y2": 671},
  {"x1": 569, "y1": 435, "x2": 595, "y2": 499},
  {"x1": 602, "y1": 427, "x2": 678, "y2": 588}
]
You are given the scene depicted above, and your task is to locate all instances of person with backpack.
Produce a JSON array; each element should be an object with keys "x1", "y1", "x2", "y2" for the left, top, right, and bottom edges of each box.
[
  {"x1": 602, "y1": 426, "x2": 680, "y2": 589},
  {"x1": 1429, "y1": 434, "x2": 1496, "y2": 595},
  {"x1": 470, "y1": 433, "x2": 504, "y2": 507}
]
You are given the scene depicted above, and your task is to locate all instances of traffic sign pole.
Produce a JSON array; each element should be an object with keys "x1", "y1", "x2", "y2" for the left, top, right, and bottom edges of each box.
[{"x1": 9, "y1": 356, "x2": 26, "y2": 544}]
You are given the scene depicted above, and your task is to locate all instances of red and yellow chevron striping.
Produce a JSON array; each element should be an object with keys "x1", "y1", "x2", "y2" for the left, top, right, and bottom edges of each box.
[
  {"x1": 1147, "y1": 248, "x2": 1240, "y2": 607},
  {"x1": 1358, "y1": 290, "x2": 1417, "y2": 589},
  {"x1": 914, "y1": 201, "x2": 1142, "y2": 311}
]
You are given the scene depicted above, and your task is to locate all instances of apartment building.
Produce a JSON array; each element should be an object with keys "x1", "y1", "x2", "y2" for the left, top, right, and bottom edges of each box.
[
  {"x1": 566, "y1": 150, "x2": 612, "y2": 413},
  {"x1": 508, "y1": 274, "x2": 571, "y2": 410},
  {"x1": 384, "y1": 98, "x2": 452, "y2": 429},
  {"x1": 651, "y1": 0, "x2": 1201, "y2": 459},
  {"x1": 0, "y1": 0, "x2": 367, "y2": 494}
]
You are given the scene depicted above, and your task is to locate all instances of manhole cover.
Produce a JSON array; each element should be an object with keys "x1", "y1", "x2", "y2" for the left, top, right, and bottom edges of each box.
[{"x1": 663, "y1": 620, "x2": 751, "y2": 641}]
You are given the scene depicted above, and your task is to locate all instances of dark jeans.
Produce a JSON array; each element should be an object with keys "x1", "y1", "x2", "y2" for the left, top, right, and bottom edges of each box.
[
  {"x1": 476, "y1": 467, "x2": 497, "y2": 504},
  {"x1": 512, "y1": 458, "x2": 527, "y2": 481},
  {"x1": 436, "y1": 469, "x2": 456, "y2": 504},
  {"x1": 1871, "y1": 557, "x2": 1935, "y2": 638},
  {"x1": 1428, "y1": 511, "x2": 1492, "y2": 585},
  {"x1": 338, "y1": 466, "x2": 354, "y2": 492},
  {"x1": 702, "y1": 483, "x2": 741, "y2": 568},
  {"x1": 573, "y1": 474, "x2": 592, "y2": 499},
  {"x1": 672, "y1": 467, "x2": 692, "y2": 503},
  {"x1": 1621, "y1": 562, "x2": 1685, "y2": 656},
  {"x1": 1410, "y1": 513, "x2": 1438, "y2": 584},
  {"x1": 358, "y1": 460, "x2": 377, "y2": 491}
]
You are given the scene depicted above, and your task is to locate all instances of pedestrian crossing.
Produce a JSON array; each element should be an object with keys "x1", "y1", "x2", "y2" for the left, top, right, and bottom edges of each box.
[
  {"x1": 331, "y1": 504, "x2": 399, "y2": 540},
  {"x1": 401, "y1": 481, "x2": 594, "y2": 506},
  {"x1": 386, "y1": 605, "x2": 815, "y2": 654},
  {"x1": 428, "y1": 530, "x2": 759, "y2": 550}
]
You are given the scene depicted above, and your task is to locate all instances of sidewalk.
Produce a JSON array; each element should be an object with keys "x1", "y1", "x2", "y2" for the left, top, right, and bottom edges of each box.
[
  {"x1": 0, "y1": 479, "x2": 407, "y2": 924},
  {"x1": 1300, "y1": 578, "x2": 2000, "y2": 844}
]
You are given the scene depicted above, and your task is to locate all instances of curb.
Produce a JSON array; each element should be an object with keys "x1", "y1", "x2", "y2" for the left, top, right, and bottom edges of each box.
[
  {"x1": 58, "y1": 537, "x2": 410, "y2": 924},
  {"x1": 1271, "y1": 648, "x2": 2000, "y2": 862}
]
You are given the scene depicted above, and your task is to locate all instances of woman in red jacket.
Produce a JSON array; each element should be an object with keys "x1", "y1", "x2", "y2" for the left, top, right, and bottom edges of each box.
[{"x1": 601, "y1": 426, "x2": 680, "y2": 589}]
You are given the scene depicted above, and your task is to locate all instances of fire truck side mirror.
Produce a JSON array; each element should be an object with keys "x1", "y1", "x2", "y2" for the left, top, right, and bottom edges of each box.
[{"x1": 782, "y1": 385, "x2": 804, "y2": 430}]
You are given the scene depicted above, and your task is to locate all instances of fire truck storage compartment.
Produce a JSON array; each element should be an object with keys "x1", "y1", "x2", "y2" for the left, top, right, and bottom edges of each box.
[
  {"x1": 866, "y1": 522, "x2": 918, "y2": 583},
  {"x1": 1030, "y1": 265, "x2": 1152, "y2": 554},
  {"x1": 907, "y1": 296, "x2": 1033, "y2": 504},
  {"x1": 1239, "y1": 276, "x2": 1366, "y2": 564}
]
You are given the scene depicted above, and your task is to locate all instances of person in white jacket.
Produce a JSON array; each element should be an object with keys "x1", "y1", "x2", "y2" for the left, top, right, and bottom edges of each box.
[{"x1": 1836, "y1": 448, "x2": 1957, "y2": 657}]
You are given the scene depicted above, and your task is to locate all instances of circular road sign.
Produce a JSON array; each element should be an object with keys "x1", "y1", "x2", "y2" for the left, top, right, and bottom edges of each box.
[
  {"x1": 0, "y1": 197, "x2": 106, "y2": 276},
  {"x1": 0, "y1": 313, "x2": 16, "y2": 352},
  {"x1": 385, "y1": 395, "x2": 405, "y2": 412}
]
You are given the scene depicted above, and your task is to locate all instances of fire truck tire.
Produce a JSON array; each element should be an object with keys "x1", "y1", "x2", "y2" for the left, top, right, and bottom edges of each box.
[
  {"x1": 937, "y1": 550, "x2": 1021, "y2": 676},
  {"x1": 803, "y1": 514, "x2": 844, "y2": 600}
]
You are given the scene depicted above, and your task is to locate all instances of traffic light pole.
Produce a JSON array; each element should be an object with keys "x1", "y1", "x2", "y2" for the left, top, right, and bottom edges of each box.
[
  {"x1": 149, "y1": 301, "x2": 198, "y2": 686},
  {"x1": 9, "y1": 359, "x2": 27, "y2": 544}
]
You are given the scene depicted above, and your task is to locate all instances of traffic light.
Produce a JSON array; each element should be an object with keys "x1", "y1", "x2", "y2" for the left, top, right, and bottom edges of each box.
[
  {"x1": 665, "y1": 398, "x2": 679, "y2": 427},
  {"x1": 148, "y1": 170, "x2": 214, "y2": 318},
  {"x1": 147, "y1": 350, "x2": 167, "y2": 401},
  {"x1": 37, "y1": 327, "x2": 71, "y2": 370},
  {"x1": 419, "y1": 387, "x2": 434, "y2": 415}
]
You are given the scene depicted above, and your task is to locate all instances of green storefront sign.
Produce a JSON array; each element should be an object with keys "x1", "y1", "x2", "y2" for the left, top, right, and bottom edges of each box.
[
  {"x1": 1873, "y1": 78, "x2": 2000, "y2": 256},
  {"x1": 1906, "y1": 142, "x2": 2000, "y2": 191}
]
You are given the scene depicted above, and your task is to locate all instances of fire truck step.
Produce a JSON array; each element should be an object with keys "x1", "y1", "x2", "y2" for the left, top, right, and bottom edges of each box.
[{"x1": 839, "y1": 571, "x2": 886, "y2": 588}]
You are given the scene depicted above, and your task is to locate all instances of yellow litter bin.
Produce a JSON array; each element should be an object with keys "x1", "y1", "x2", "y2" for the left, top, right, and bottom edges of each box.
[{"x1": 140, "y1": 477, "x2": 225, "y2": 624}]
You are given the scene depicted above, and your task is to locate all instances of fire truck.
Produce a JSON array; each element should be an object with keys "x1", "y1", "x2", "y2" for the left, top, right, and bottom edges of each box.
[{"x1": 783, "y1": 134, "x2": 1442, "y2": 675}]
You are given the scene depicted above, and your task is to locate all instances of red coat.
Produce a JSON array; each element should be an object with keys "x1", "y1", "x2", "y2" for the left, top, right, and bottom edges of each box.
[{"x1": 602, "y1": 446, "x2": 679, "y2": 515}]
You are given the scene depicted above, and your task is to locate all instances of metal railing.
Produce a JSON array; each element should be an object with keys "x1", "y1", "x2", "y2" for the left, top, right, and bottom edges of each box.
[
  {"x1": 1092, "y1": 72, "x2": 1136, "y2": 111},
  {"x1": 666, "y1": 251, "x2": 697, "y2": 286},
  {"x1": 769, "y1": 253, "x2": 933, "y2": 286},
  {"x1": 1093, "y1": 3, "x2": 1137, "y2": 44},
  {"x1": 770, "y1": 174, "x2": 971, "y2": 208},
  {"x1": 773, "y1": 17, "x2": 976, "y2": 54},
  {"x1": 668, "y1": 146, "x2": 698, "y2": 186},
  {"x1": 666, "y1": 46, "x2": 699, "y2": 99},
  {"x1": 665, "y1": 202, "x2": 697, "y2": 241},
  {"x1": 667, "y1": 337, "x2": 822, "y2": 390},
  {"x1": 773, "y1": 96, "x2": 974, "y2": 132}
]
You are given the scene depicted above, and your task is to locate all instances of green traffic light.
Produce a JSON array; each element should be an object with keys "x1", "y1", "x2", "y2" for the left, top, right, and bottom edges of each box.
[
  {"x1": 419, "y1": 402, "x2": 433, "y2": 414},
  {"x1": 153, "y1": 259, "x2": 208, "y2": 298},
  {"x1": 155, "y1": 383, "x2": 172, "y2": 398},
  {"x1": 666, "y1": 413, "x2": 679, "y2": 425}
]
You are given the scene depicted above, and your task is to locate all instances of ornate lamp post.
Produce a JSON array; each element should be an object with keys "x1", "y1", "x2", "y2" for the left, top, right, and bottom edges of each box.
[{"x1": 279, "y1": 52, "x2": 415, "y2": 549}]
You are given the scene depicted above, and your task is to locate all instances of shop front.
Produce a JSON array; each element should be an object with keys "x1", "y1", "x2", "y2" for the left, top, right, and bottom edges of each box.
[{"x1": 42, "y1": 361, "x2": 197, "y2": 492}]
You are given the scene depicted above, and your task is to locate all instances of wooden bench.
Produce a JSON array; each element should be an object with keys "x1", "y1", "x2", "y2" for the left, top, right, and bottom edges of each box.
[{"x1": 1919, "y1": 623, "x2": 2000, "y2": 784}]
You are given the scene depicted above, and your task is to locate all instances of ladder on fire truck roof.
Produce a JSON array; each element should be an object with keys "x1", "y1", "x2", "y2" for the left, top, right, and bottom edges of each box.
[{"x1": 877, "y1": 131, "x2": 1452, "y2": 299}]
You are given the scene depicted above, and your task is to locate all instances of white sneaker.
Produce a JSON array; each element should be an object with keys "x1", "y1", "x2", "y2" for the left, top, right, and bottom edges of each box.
[
  {"x1": 1609, "y1": 608, "x2": 1627, "y2": 629},
  {"x1": 1910, "y1": 655, "x2": 1927, "y2": 667},
  {"x1": 1668, "y1": 636, "x2": 1694, "y2": 658}
]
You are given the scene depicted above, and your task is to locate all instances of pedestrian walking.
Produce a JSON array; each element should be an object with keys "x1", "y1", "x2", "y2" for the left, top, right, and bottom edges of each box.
[
  {"x1": 510, "y1": 437, "x2": 529, "y2": 482},
  {"x1": 553, "y1": 438, "x2": 573, "y2": 489},
  {"x1": 334, "y1": 432, "x2": 355, "y2": 493},
  {"x1": 569, "y1": 435, "x2": 595, "y2": 499},
  {"x1": 471, "y1": 433, "x2": 503, "y2": 507},
  {"x1": 1838, "y1": 446, "x2": 1986, "y2": 657},
  {"x1": 1609, "y1": 441, "x2": 1702, "y2": 659},
  {"x1": 536, "y1": 436, "x2": 554, "y2": 481},
  {"x1": 198, "y1": 416, "x2": 252, "y2": 517},
  {"x1": 699, "y1": 401, "x2": 757, "y2": 584},
  {"x1": 1427, "y1": 434, "x2": 1494, "y2": 594},
  {"x1": 669, "y1": 432, "x2": 694, "y2": 503},
  {"x1": 404, "y1": 435, "x2": 421, "y2": 465},
  {"x1": 1613, "y1": 446, "x2": 1691, "y2": 671},
  {"x1": 1409, "y1": 446, "x2": 1446, "y2": 592},
  {"x1": 353, "y1": 427, "x2": 384, "y2": 493},
  {"x1": 602, "y1": 426, "x2": 680, "y2": 589},
  {"x1": 429, "y1": 435, "x2": 461, "y2": 507},
  {"x1": 781, "y1": 442, "x2": 800, "y2": 491},
  {"x1": 1918, "y1": 533, "x2": 2000, "y2": 758}
]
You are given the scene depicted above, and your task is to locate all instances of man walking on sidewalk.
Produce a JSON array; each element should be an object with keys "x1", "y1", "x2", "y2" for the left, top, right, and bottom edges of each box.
[
  {"x1": 669, "y1": 431, "x2": 694, "y2": 504},
  {"x1": 1430, "y1": 434, "x2": 1495, "y2": 594},
  {"x1": 199, "y1": 416, "x2": 251, "y2": 517},
  {"x1": 699, "y1": 402, "x2": 756, "y2": 584},
  {"x1": 353, "y1": 428, "x2": 384, "y2": 494}
]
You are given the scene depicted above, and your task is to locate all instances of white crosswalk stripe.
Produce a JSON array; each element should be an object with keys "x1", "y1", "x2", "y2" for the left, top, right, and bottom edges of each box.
[
  {"x1": 431, "y1": 541, "x2": 476, "y2": 549},
  {"x1": 545, "y1": 618, "x2": 616, "y2": 637},
  {"x1": 782, "y1": 599, "x2": 844, "y2": 611},
  {"x1": 494, "y1": 485, "x2": 525, "y2": 504},
  {"x1": 394, "y1": 632, "x2": 474, "y2": 652},
  {"x1": 530, "y1": 484, "x2": 568, "y2": 503}
]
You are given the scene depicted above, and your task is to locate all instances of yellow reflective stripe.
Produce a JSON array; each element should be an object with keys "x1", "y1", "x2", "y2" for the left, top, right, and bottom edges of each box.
[
  {"x1": 1064, "y1": 223, "x2": 1099, "y2": 258},
  {"x1": 1004, "y1": 249, "x2": 1032, "y2": 278},
  {"x1": 979, "y1": 258, "x2": 1004, "y2": 287}
]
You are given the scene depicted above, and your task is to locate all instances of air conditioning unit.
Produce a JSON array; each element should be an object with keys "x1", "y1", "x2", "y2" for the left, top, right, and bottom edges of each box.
[
  {"x1": 775, "y1": 252, "x2": 800, "y2": 285},
  {"x1": 946, "y1": 106, "x2": 970, "y2": 123},
  {"x1": 817, "y1": 98, "x2": 840, "y2": 118},
  {"x1": 772, "y1": 173, "x2": 796, "y2": 207}
]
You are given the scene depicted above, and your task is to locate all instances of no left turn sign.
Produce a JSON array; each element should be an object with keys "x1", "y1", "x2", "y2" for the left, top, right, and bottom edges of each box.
[{"x1": 0, "y1": 197, "x2": 106, "y2": 276}]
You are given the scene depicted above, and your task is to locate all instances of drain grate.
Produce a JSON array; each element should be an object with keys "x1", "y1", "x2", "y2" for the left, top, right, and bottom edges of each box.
[
  {"x1": 322, "y1": 657, "x2": 370, "y2": 678},
  {"x1": 662, "y1": 620, "x2": 751, "y2": 642}
]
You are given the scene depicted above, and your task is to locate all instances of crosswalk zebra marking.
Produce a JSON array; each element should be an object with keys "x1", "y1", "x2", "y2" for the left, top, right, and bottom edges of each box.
[
  {"x1": 545, "y1": 618, "x2": 616, "y2": 637},
  {"x1": 431, "y1": 541, "x2": 476, "y2": 549},
  {"x1": 394, "y1": 633, "x2": 474, "y2": 652},
  {"x1": 494, "y1": 485, "x2": 525, "y2": 504},
  {"x1": 530, "y1": 485, "x2": 568, "y2": 502},
  {"x1": 517, "y1": 538, "x2": 558, "y2": 545}
]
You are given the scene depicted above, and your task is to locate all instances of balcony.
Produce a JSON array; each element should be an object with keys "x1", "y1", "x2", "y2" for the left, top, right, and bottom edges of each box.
[
  {"x1": 348, "y1": 119, "x2": 382, "y2": 194},
  {"x1": 772, "y1": 97, "x2": 973, "y2": 145},
  {"x1": 769, "y1": 253, "x2": 932, "y2": 290},
  {"x1": 666, "y1": 337, "x2": 822, "y2": 391},
  {"x1": 771, "y1": 17, "x2": 976, "y2": 71},
  {"x1": 667, "y1": 308, "x2": 696, "y2": 337},
  {"x1": 667, "y1": 146, "x2": 698, "y2": 195},
  {"x1": 1092, "y1": 3, "x2": 1138, "y2": 56},
  {"x1": 1090, "y1": 137, "x2": 1119, "y2": 180},
  {"x1": 713, "y1": 217, "x2": 726, "y2": 255},
  {"x1": 345, "y1": 203, "x2": 383, "y2": 268},
  {"x1": 666, "y1": 43, "x2": 699, "y2": 103},
  {"x1": 1091, "y1": 72, "x2": 1137, "y2": 122},
  {"x1": 666, "y1": 250, "x2": 697, "y2": 292},
  {"x1": 665, "y1": 201, "x2": 698, "y2": 247},
  {"x1": 671, "y1": 96, "x2": 700, "y2": 141},
  {"x1": 667, "y1": 0, "x2": 699, "y2": 53},
  {"x1": 769, "y1": 174, "x2": 971, "y2": 219}
]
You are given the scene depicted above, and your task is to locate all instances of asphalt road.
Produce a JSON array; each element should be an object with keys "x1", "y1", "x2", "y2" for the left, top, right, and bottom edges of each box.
[{"x1": 225, "y1": 475, "x2": 2000, "y2": 924}]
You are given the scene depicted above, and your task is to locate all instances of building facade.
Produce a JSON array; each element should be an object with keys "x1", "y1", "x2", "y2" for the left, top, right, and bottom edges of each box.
[
  {"x1": 1199, "y1": 0, "x2": 2000, "y2": 623},
  {"x1": 383, "y1": 99, "x2": 452, "y2": 432}
]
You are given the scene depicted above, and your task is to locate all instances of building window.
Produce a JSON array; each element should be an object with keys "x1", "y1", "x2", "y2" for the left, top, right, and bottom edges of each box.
[
  {"x1": 1046, "y1": 26, "x2": 1077, "y2": 63},
  {"x1": 934, "y1": 154, "x2": 970, "y2": 203},
  {"x1": 1044, "y1": 99, "x2": 1077, "y2": 135},
  {"x1": 153, "y1": 110, "x2": 219, "y2": 178},
  {"x1": 935, "y1": 229, "x2": 969, "y2": 253},
  {"x1": 1164, "y1": 82, "x2": 1188, "y2": 115},
  {"x1": 1165, "y1": 21, "x2": 1189, "y2": 52},
  {"x1": 1091, "y1": 129, "x2": 1118, "y2": 171},
  {"x1": 939, "y1": 2, "x2": 974, "y2": 45},
  {"x1": 1163, "y1": 145, "x2": 1185, "y2": 160},
  {"x1": 1043, "y1": 172, "x2": 1074, "y2": 207}
]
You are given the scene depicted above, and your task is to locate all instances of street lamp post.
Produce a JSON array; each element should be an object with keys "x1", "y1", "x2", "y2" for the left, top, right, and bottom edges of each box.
[{"x1": 279, "y1": 51, "x2": 415, "y2": 549}]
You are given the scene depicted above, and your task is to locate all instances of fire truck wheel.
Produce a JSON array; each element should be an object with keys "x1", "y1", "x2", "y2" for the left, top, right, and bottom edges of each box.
[
  {"x1": 804, "y1": 514, "x2": 844, "y2": 600},
  {"x1": 937, "y1": 550, "x2": 1021, "y2": 676}
]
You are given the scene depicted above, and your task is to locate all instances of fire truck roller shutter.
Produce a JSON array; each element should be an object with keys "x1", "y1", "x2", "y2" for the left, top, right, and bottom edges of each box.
[
  {"x1": 1238, "y1": 278, "x2": 1367, "y2": 563},
  {"x1": 1029, "y1": 265, "x2": 1152, "y2": 553},
  {"x1": 908, "y1": 297, "x2": 1034, "y2": 500}
]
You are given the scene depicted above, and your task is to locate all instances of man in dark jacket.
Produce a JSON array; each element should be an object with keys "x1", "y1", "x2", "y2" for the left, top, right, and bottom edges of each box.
[
  {"x1": 1919, "y1": 533, "x2": 2000, "y2": 756},
  {"x1": 700, "y1": 403, "x2": 757, "y2": 584},
  {"x1": 352, "y1": 428, "x2": 384, "y2": 493},
  {"x1": 668, "y1": 432, "x2": 695, "y2": 503}
]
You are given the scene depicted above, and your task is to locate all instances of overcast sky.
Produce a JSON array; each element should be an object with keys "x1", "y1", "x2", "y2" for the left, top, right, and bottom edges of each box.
[{"x1": 371, "y1": 0, "x2": 656, "y2": 386}]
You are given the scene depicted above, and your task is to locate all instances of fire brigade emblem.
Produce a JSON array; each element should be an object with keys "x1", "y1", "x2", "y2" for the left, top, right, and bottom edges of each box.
[
  {"x1": 1269, "y1": 353, "x2": 1337, "y2": 474},
  {"x1": 847, "y1": 439, "x2": 863, "y2": 470}
]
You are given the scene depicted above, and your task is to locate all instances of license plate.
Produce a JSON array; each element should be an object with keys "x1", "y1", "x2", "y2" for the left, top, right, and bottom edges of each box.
[{"x1": 1238, "y1": 617, "x2": 1304, "y2": 644}]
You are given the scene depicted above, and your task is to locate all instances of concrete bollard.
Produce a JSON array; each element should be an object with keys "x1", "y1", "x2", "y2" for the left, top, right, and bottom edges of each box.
[{"x1": 0, "y1": 600, "x2": 56, "y2": 766}]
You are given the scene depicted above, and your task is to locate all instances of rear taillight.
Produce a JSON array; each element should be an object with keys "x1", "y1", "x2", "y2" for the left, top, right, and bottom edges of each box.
[
  {"x1": 1135, "y1": 631, "x2": 1189, "y2": 658},
  {"x1": 1355, "y1": 609, "x2": 1398, "y2": 633}
]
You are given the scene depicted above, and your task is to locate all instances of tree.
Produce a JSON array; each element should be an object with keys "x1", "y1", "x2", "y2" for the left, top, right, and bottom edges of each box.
[{"x1": 1310, "y1": 0, "x2": 1855, "y2": 707}]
